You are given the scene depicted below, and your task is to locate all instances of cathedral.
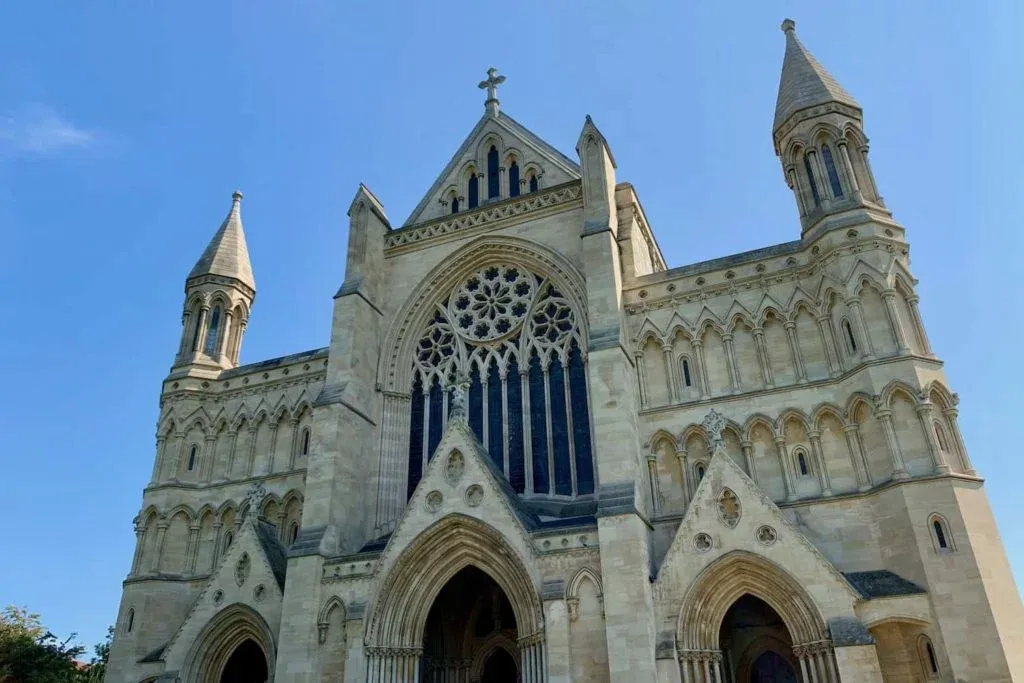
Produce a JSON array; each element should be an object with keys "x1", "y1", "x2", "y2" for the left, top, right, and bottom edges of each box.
[{"x1": 105, "y1": 20, "x2": 1023, "y2": 683}]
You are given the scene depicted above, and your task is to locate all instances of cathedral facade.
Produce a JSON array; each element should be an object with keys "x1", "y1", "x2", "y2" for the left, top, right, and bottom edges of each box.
[{"x1": 105, "y1": 21, "x2": 1023, "y2": 683}]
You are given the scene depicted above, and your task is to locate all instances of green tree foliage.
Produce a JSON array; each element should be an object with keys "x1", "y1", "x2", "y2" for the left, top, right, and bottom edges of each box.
[{"x1": 0, "y1": 607, "x2": 111, "y2": 683}]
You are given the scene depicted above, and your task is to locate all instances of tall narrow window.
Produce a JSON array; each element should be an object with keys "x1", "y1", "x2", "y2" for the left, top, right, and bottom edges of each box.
[
  {"x1": 797, "y1": 451, "x2": 809, "y2": 476},
  {"x1": 821, "y1": 144, "x2": 844, "y2": 198},
  {"x1": 204, "y1": 306, "x2": 221, "y2": 355},
  {"x1": 681, "y1": 358, "x2": 692, "y2": 387},
  {"x1": 933, "y1": 519, "x2": 948, "y2": 549},
  {"x1": 187, "y1": 445, "x2": 198, "y2": 472},
  {"x1": 288, "y1": 522, "x2": 299, "y2": 545},
  {"x1": 468, "y1": 173, "x2": 479, "y2": 209},
  {"x1": 528, "y1": 172, "x2": 539, "y2": 193},
  {"x1": 451, "y1": 196, "x2": 459, "y2": 214},
  {"x1": 224, "y1": 531, "x2": 234, "y2": 549},
  {"x1": 925, "y1": 641, "x2": 939, "y2": 675},
  {"x1": 933, "y1": 422, "x2": 949, "y2": 452},
  {"x1": 508, "y1": 160, "x2": 520, "y2": 197},
  {"x1": 190, "y1": 308, "x2": 202, "y2": 351},
  {"x1": 804, "y1": 153, "x2": 821, "y2": 207},
  {"x1": 696, "y1": 463, "x2": 706, "y2": 481},
  {"x1": 300, "y1": 428, "x2": 310, "y2": 456},
  {"x1": 843, "y1": 319, "x2": 857, "y2": 353},
  {"x1": 126, "y1": 608, "x2": 135, "y2": 633},
  {"x1": 487, "y1": 145, "x2": 500, "y2": 199}
]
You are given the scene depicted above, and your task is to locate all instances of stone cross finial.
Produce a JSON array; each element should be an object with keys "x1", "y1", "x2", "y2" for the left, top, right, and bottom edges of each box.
[
  {"x1": 243, "y1": 482, "x2": 267, "y2": 519},
  {"x1": 701, "y1": 409, "x2": 728, "y2": 453},
  {"x1": 478, "y1": 67, "x2": 506, "y2": 114}
]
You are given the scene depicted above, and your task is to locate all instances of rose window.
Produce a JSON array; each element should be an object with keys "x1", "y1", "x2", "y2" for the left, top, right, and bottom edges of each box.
[{"x1": 449, "y1": 266, "x2": 534, "y2": 342}]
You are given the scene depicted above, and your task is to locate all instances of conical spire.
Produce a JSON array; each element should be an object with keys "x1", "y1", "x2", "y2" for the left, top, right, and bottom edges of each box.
[
  {"x1": 187, "y1": 190, "x2": 255, "y2": 291},
  {"x1": 773, "y1": 19, "x2": 860, "y2": 132}
]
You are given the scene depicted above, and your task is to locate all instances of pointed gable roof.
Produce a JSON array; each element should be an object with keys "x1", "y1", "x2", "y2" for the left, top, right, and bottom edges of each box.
[
  {"x1": 188, "y1": 190, "x2": 255, "y2": 290},
  {"x1": 773, "y1": 19, "x2": 861, "y2": 132},
  {"x1": 402, "y1": 110, "x2": 581, "y2": 227}
]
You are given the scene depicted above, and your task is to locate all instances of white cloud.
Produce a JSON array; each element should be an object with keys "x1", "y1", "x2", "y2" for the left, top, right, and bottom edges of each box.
[{"x1": 0, "y1": 104, "x2": 98, "y2": 156}]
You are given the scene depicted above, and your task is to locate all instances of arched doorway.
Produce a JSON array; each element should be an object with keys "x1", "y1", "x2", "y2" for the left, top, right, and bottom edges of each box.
[
  {"x1": 719, "y1": 595, "x2": 798, "y2": 683},
  {"x1": 219, "y1": 639, "x2": 268, "y2": 683},
  {"x1": 422, "y1": 566, "x2": 519, "y2": 682}
]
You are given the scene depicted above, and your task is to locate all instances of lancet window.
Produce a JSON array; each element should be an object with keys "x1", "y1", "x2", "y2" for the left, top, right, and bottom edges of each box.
[
  {"x1": 821, "y1": 144, "x2": 844, "y2": 198},
  {"x1": 407, "y1": 264, "x2": 595, "y2": 499}
]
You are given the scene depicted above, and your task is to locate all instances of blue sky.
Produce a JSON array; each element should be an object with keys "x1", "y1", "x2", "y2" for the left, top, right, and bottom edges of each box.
[{"x1": 0, "y1": 1, "x2": 1021, "y2": 649}]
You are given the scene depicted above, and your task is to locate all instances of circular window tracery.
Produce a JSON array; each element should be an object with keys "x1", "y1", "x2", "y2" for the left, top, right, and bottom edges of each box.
[{"x1": 449, "y1": 265, "x2": 534, "y2": 342}]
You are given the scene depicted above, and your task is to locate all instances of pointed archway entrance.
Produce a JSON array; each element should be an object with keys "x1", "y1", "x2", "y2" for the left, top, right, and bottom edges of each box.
[
  {"x1": 219, "y1": 639, "x2": 269, "y2": 683},
  {"x1": 718, "y1": 595, "x2": 798, "y2": 683},
  {"x1": 365, "y1": 514, "x2": 544, "y2": 682},
  {"x1": 422, "y1": 566, "x2": 519, "y2": 682}
]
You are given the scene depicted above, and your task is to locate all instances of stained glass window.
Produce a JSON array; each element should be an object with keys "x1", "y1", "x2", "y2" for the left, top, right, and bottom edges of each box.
[
  {"x1": 204, "y1": 307, "x2": 221, "y2": 355},
  {"x1": 822, "y1": 144, "x2": 844, "y2": 198}
]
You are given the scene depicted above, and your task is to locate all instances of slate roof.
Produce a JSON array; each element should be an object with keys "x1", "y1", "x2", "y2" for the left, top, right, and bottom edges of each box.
[
  {"x1": 254, "y1": 517, "x2": 288, "y2": 590},
  {"x1": 187, "y1": 191, "x2": 255, "y2": 290},
  {"x1": 774, "y1": 19, "x2": 860, "y2": 131},
  {"x1": 844, "y1": 570, "x2": 926, "y2": 599}
]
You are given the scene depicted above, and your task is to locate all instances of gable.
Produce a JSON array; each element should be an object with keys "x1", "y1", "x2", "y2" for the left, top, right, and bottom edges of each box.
[{"x1": 403, "y1": 112, "x2": 581, "y2": 226}]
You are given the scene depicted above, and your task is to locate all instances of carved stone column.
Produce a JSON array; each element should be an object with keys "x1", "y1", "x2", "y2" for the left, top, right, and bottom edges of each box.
[
  {"x1": 740, "y1": 440, "x2": 757, "y2": 483},
  {"x1": 177, "y1": 309, "x2": 192, "y2": 357},
  {"x1": 906, "y1": 295, "x2": 933, "y2": 355},
  {"x1": 915, "y1": 401, "x2": 950, "y2": 473},
  {"x1": 845, "y1": 297, "x2": 875, "y2": 360},
  {"x1": 842, "y1": 424, "x2": 872, "y2": 490},
  {"x1": 784, "y1": 321, "x2": 807, "y2": 382},
  {"x1": 149, "y1": 519, "x2": 169, "y2": 573},
  {"x1": 211, "y1": 521, "x2": 224, "y2": 566},
  {"x1": 676, "y1": 449, "x2": 691, "y2": 504},
  {"x1": 216, "y1": 309, "x2": 234, "y2": 359},
  {"x1": 881, "y1": 289, "x2": 910, "y2": 353},
  {"x1": 787, "y1": 165, "x2": 808, "y2": 218},
  {"x1": 836, "y1": 139, "x2": 862, "y2": 200},
  {"x1": 224, "y1": 429, "x2": 239, "y2": 479},
  {"x1": 859, "y1": 144, "x2": 883, "y2": 204},
  {"x1": 815, "y1": 314, "x2": 841, "y2": 376},
  {"x1": 186, "y1": 523, "x2": 201, "y2": 574},
  {"x1": 244, "y1": 424, "x2": 258, "y2": 477},
  {"x1": 130, "y1": 522, "x2": 145, "y2": 575},
  {"x1": 192, "y1": 305, "x2": 210, "y2": 353},
  {"x1": 169, "y1": 431, "x2": 186, "y2": 482},
  {"x1": 287, "y1": 417, "x2": 300, "y2": 470},
  {"x1": 647, "y1": 454, "x2": 661, "y2": 515},
  {"x1": 662, "y1": 344, "x2": 680, "y2": 404},
  {"x1": 808, "y1": 150, "x2": 832, "y2": 208},
  {"x1": 722, "y1": 333, "x2": 741, "y2": 393},
  {"x1": 752, "y1": 327, "x2": 774, "y2": 387},
  {"x1": 692, "y1": 339, "x2": 711, "y2": 400},
  {"x1": 943, "y1": 406, "x2": 976, "y2": 475},
  {"x1": 202, "y1": 435, "x2": 217, "y2": 483},
  {"x1": 875, "y1": 406, "x2": 910, "y2": 480},
  {"x1": 773, "y1": 436, "x2": 796, "y2": 501},
  {"x1": 807, "y1": 430, "x2": 832, "y2": 496},
  {"x1": 266, "y1": 419, "x2": 280, "y2": 474},
  {"x1": 150, "y1": 434, "x2": 167, "y2": 484},
  {"x1": 635, "y1": 351, "x2": 650, "y2": 409}
]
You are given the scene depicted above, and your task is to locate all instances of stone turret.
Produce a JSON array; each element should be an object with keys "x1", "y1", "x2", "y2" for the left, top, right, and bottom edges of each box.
[{"x1": 173, "y1": 191, "x2": 255, "y2": 374}]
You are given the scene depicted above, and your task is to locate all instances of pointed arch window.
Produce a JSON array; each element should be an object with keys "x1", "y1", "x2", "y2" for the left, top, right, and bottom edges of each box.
[
  {"x1": 451, "y1": 196, "x2": 459, "y2": 214},
  {"x1": 803, "y1": 153, "x2": 821, "y2": 207},
  {"x1": 189, "y1": 306, "x2": 203, "y2": 351},
  {"x1": 933, "y1": 421, "x2": 949, "y2": 452},
  {"x1": 922, "y1": 637, "x2": 939, "y2": 677},
  {"x1": 842, "y1": 319, "x2": 857, "y2": 354},
  {"x1": 508, "y1": 160, "x2": 520, "y2": 197},
  {"x1": 125, "y1": 608, "x2": 135, "y2": 634},
  {"x1": 487, "y1": 145, "x2": 500, "y2": 199},
  {"x1": 287, "y1": 522, "x2": 299, "y2": 545},
  {"x1": 468, "y1": 173, "x2": 479, "y2": 209},
  {"x1": 932, "y1": 518, "x2": 949, "y2": 550},
  {"x1": 204, "y1": 306, "x2": 221, "y2": 355},
  {"x1": 187, "y1": 444, "x2": 198, "y2": 472},
  {"x1": 695, "y1": 463, "x2": 706, "y2": 482},
  {"x1": 528, "y1": 173, "x2": 539, "y2": 193},
  {"x1": 224, "y1": 530, "x2": 234, "y2": 549},
  {"x1": 821, "y1": 144, "x2": 844, "y2": 198},
  {"x1": 796, "y1": 450, "x2": 810, "y2": 476},
  {"x1": 300, "y1": 427, "x2": 311, "y2": 457},
  {"x1": 680, "y1": 357, "x2": 693, "y2": 387}
]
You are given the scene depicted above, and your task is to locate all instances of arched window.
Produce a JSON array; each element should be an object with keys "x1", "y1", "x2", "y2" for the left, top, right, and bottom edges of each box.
[
  {"x1": 189, "y1": 306, "x2": 202, "y2": 351},
  {"x1": 468, "y1": 173, "x2": 479, "y2": 209},
  {"x1": 187, "y1": 444, "x2": 198, "y2": 472},
  {"x1": 695, "y1": 463, "x2": 706, "y2": 482},
  {"x1": 204, "y1": 306, "x2": 221, "y2": 355},
  {"x1": 803, "y1": 153, "x2": 821, "y2": 207},
  {"x1": 125, "y1": 608, "x2": 135, "y2": 634},
  {"x1": 451, "y1": 196, "x2": 459, "y2": 214},
  {"x1": 933, "y1": 421, "x2": 949, "y2": 451},
  {"x1": 300, "y1": 427, "x2": 310, "y2": 457},
  {"x1": 508, "y1": 160, "x2": 520, "y2": 197},
  {"x1": 528, "y1": 172, "x2": 539, "y2": 193},
  {"x1": 406, "y1": 267, "x2": 593, "y2": 499},
  {"x1": 932, "y1": 518, "x2": 949, "y2": 550},
  {"x1": 287, "y1": 522, "x2": 299, "y2": 545},
  {"x1": 796, "y1": 450, "x2": 810, "y2": 476},
  {"x1": 842, "y1": 319, "x2": 857, "y2": 353},
  {"x1": 680, "y1": 358, "x2": 693, "y2": 387},
  {"x1": 919, "y1": 636, "x2": 940, "y2": 677},
  {"x1": 821, "y1": 144, "x2": 844, "y2": 198},
  {"x1": 487, "y1": 145, "x2": 500, "y2": 199},
  {"x1": 224, "y1": 530, "x2": 234, "y2": 549}
]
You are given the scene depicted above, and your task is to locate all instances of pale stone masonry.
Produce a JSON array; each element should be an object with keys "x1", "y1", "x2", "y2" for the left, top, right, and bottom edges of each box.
[{"x1": 105, "y1": 20, "x2": 1022, "y2": 683}]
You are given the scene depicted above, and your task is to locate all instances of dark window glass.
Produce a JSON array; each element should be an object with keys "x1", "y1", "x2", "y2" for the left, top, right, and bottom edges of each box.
[
  {"x1": 451, "y1": 196, "x2": 459, "y2": 214},
  {"x1": 529, "y1": 351, "x2": 549, "y2": 494},
  {"x1": 804, "y1": 153, "x2": 821, "y2": 207},
  {"x1": 926, "y1": 642, "x2": 939, "y2": 673},
  {"x1": 407, "y1": 375, "x2": 424, "y2": 498},
  {"x1": 509, "y1": 161, "x2": 520, "y2": 197},
  {"x1": 427, "y1": 377, "x2": 443, "y2": 462},
  {"x1": 844, "y1": 320, "x2": 857, "y2": 352},
  {"x1": 469, "y1": 366, "x2": 484, "y2": 442},
  {"x1": 225, "y1": 531, "x2": 233, "y2": 548},
  {"x1": 487, "y1": 145, "x2": 500, "y2": 199},
  {"x1": 187, "y1": 445, "x2": 197, "y2": 471},
  {"x1": 933, "y1": 520, "x2": 948, "y2": 549},
  {"x1": 301, "y1": 428, "x2": 310, "y2": 456},
  {"x1": 528, "y1": 174, "x2": 539, "y2": 193},
  {"x1": 204, "y1": 307, "x2": 221, "y2": 355},
  {"x1": 468, "y1": 173, "x2": 479, "y2": 208},
  {"x1": 507, "y1": 356, "x2": 525, "y2": 493},
  {"x1": 127, "y1": 609, "x2": 134, "y2": 633},
  {"x1": 682, "y1": 359, "x2": 692, "y2": 387},
  {"x1": 549, "y1": 360, "x2": 572, "y2": 495},
  {"x1": 190, "y1": 309, "x2": 202, "y2": 350},
  {"x1": 696, "y1": 464, "x2": 706, "y2": 481},
  {"x1": 568, "y1": 342, "x2": 594, "y2": 495},
  {"x1": 822, "y1": 144, "x2": 844, "y2": 198},
  {"x1": 288, "y1": 523, "x2": 298, "y2": 545},
  {"x1": 487, "y1": 363, "x2": 504, "y2": 470},
  {"x1": 798, "y1": 452, "x2": 809, "y2": 476}
]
